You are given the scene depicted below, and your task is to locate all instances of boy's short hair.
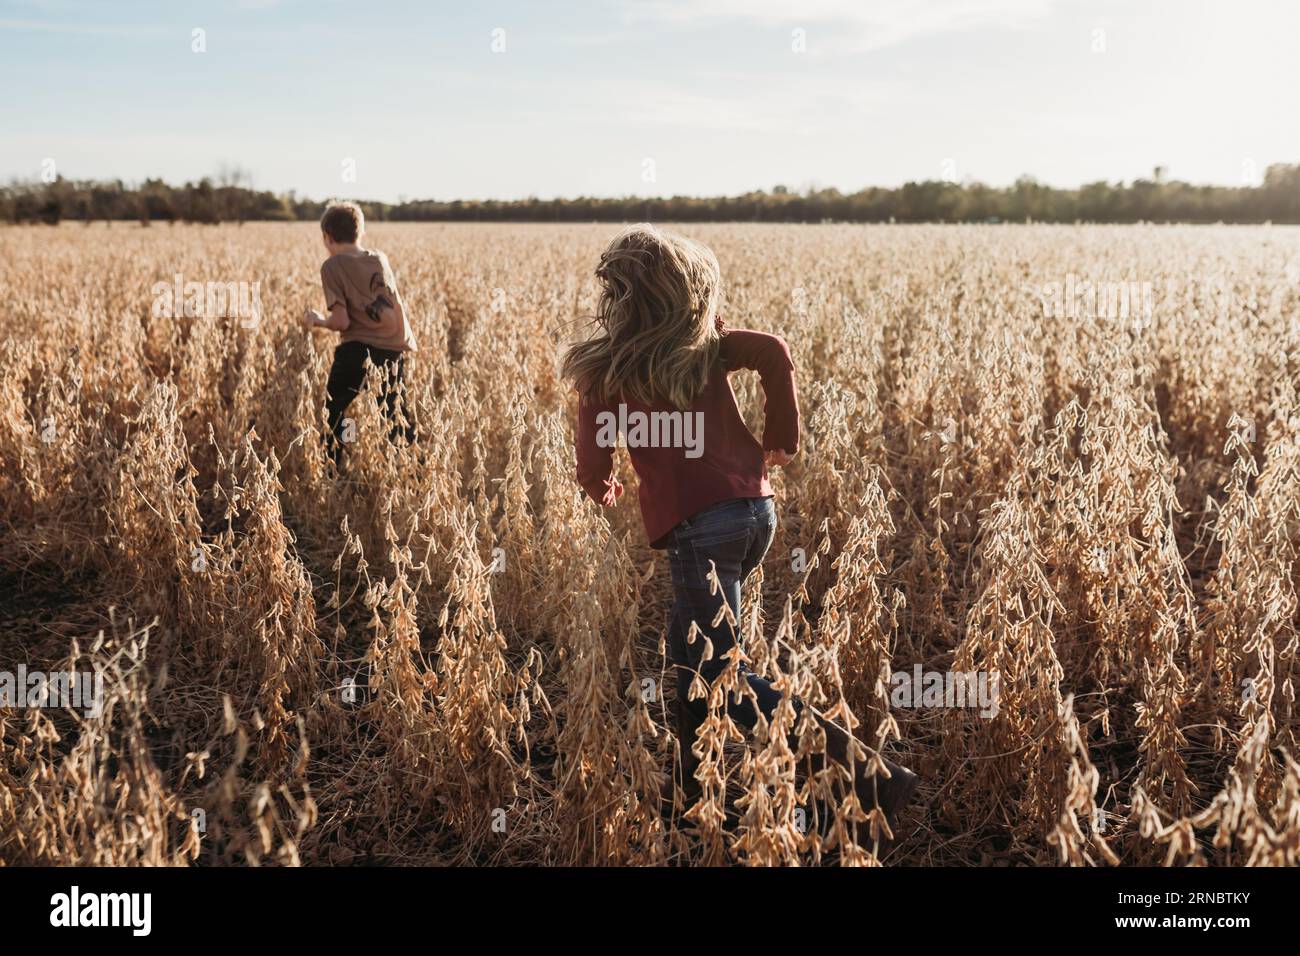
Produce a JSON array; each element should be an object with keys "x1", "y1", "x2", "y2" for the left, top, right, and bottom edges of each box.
[{"x1": 321, "y1": 201, "x2": 364, "y2": 243}]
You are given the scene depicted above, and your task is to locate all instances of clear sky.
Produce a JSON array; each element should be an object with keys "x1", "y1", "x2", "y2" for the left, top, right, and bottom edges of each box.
[{"x1": 3, "y1": 0, "x2": 1297, "y2": 202}]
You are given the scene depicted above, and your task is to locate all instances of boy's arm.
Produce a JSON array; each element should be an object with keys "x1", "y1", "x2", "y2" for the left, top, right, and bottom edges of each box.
[
  {"x1": 304, "y1": 305, "x2": 350, "y2": 331},
  {"x1": 305, "y1": 264, "x2": 351, "y2": 331},
  {"x1": 720, "y1": 329, "x2": 800, "y2": 456},
  {"x1": 318, "y1": 303, "x2": 350, "y2": 331},
  {"x1": 575, "y1": 391, "x2": 623, "y2": 507},
  {"x1": 378, "y1": 251, "x2": 409, "y2": 320}
]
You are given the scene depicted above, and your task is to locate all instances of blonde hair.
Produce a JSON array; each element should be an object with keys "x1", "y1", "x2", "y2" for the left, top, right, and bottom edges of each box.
[
  {"x1": 320, "y1": 201, "x2": 364, "y2": 243},
  {"x1": 562, "y1": 224, "x2": 722, "y2": 410}
]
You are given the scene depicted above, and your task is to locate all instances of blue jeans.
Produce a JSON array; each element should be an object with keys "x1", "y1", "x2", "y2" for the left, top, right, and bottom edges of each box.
[{"x1": 666, "y1": 496, "x2": 786, "y2": 729}]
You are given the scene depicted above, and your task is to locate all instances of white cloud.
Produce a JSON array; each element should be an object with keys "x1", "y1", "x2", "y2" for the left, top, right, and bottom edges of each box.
[
  {"x1": 497, "y1": 68, "x2": 895, "y2": 136},
  {"x1": 622, "y1": 0, "x2": 1058, "y2": 50},
  {"x1": 0, "y1": 17, "x2": 167, "y2": 38},
  {"x1": 612, "y1": 73, "x2": 894, "y2": 132}
]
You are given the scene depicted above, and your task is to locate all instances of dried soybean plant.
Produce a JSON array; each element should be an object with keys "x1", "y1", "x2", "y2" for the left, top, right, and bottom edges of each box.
[{"x1": 1, "y1": 221, "x2": 1298, "y2": 866}]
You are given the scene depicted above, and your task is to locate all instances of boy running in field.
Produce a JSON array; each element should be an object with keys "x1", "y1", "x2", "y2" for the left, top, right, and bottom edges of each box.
[{"x1": 302, "y1": 201, "x2": 417, "y2": 466}]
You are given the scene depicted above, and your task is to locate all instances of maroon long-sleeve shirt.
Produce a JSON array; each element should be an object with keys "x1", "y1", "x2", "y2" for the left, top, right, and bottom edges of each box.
[{"x1": 575, "y1": 328, "x2": 800, "y2": 548}]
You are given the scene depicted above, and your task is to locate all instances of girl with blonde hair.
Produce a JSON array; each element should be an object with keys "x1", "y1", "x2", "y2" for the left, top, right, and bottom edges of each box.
[{"x1": 565, "y1": 224, "x2": 918, "y2": 834}]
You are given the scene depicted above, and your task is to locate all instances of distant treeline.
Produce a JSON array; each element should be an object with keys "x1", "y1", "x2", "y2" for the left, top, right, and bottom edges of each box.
[{"x1": 6, "y1": 165, "x2": 1300, "y2": 225}]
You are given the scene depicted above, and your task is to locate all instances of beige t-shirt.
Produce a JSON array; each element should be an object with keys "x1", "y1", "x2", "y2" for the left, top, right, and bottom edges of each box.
[{"x1": 320, "y1": 249, "x2": 418, "y2": 352}]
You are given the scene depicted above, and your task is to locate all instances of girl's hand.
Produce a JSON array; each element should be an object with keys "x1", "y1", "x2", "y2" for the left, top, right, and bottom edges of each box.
[
  {"x1": 765, "y1": 449, "x2": 794, "y2": 467},
  {"x1": 600, "y1": 477, "x2": 624, "y2": 507},
  {"x1": 302, "y1": 308, "x2": 324, "y2": 330}
]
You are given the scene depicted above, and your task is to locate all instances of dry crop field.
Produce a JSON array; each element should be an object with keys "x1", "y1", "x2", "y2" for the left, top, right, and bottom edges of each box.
[{"x1": 1, "y1": 220, "x2": 1299, "y2": 867}]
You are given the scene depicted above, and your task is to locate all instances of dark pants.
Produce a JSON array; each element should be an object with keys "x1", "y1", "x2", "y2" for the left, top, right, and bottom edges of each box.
[
  {"x1": 666, "y1": 496, "x2": 790, "y2": 729},
  {"x1": 324, "y1": 341, "x2": 414, "y2": 465}
]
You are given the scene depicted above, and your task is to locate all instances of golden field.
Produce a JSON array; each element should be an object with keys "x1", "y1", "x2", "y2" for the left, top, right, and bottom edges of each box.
[{"x1": 1, "y1": 221, "x2": 1298, "y2": 866}]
